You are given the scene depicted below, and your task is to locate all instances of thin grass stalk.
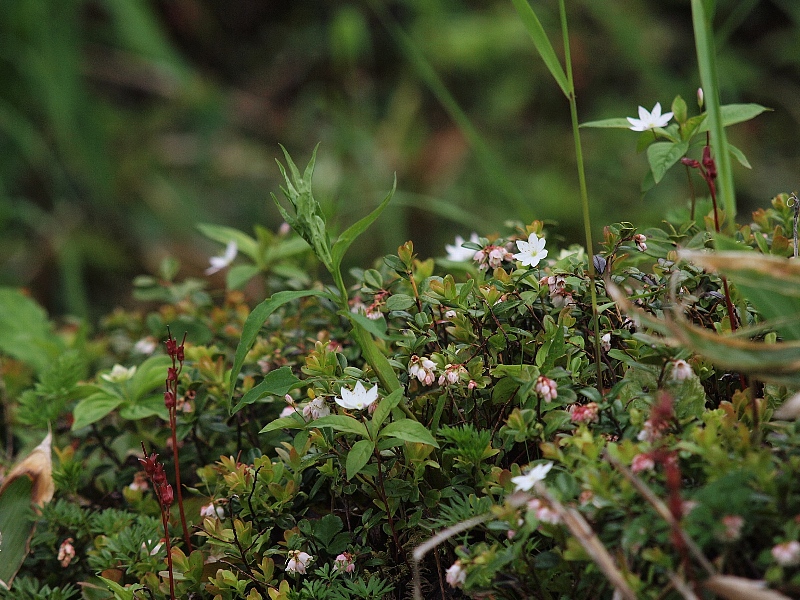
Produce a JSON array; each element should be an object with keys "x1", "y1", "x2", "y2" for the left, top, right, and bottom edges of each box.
[
  {"x1": 558, "y1": 0, "x2": 603, "y2": 390},
  {"x1": 691, "y1": 0, "x2": 736, "y2": 229}
]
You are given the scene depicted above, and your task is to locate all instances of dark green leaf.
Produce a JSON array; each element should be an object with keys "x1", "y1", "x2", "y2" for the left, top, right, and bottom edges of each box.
[
  {"x1": 380, "y1": 419, "x2": 438, "y2": 447},
  {"x1": 346, "y1": 439, "x2": 375, "y2": 480}
]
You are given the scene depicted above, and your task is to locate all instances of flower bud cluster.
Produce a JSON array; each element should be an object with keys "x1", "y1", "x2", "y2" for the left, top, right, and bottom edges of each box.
[
  {"x1": 473, "y1": 244, "x2": 513, "y2": 271},
  {"x1": 539, "y1": 275, "x2": 573, "y2": 307},
  {"x1": 138, "y1": 450, "x2": 174, "y2": 507},
  {"x1": 535, "y1": 376, "x2": 558, "y2": 402}
]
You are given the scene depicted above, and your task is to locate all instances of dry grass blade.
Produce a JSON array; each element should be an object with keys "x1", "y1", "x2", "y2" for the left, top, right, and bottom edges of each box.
[
  {"x1": 533, "y1": 483, "x2": 637, "y2": 600},
  {"x1": 704, "y1": 574, "x2": 792, "y2": 600},
  {"x1": 772, "y1": 391, "x2": 800, "y2": 420},
  {"x1": 667, "y1": 571, "x2": 701, "y2": 599}
]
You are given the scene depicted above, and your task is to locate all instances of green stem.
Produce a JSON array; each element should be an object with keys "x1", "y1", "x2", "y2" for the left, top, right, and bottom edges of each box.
[{"x1": 559, "y1": 0, "x2": 603, "y2": 391}]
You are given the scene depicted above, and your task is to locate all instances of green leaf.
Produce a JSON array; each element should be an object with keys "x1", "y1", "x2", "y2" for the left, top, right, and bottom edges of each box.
[
  {"x1": 0, "y1": 288, "x2": 64, "y2": 374},
  {"x1": 695, "y1": 103, "x2": 771, "y2": 134},
  {"x1": 379, "y1": 419, "x2": 438, "y2": 447},
  {"x1": 259, "y1": 413, "x2": 307, "y2": 434},
  {"x1": 330, "y1": 177, "x2": 396, "y2": 272},
  {"x1": 72, "y1": 393, "x2": 125, "y2": 431},
  {"x1": 372, "y1": 388, "x2": 403, "y2": 430},
  {"x1": 510, "y1": 0, "x2": 569, "y2": 97},
  {"x1": 119, "y1": 393, "x2": 168, "y2": 421},
  {"x1": 579, "y1": 117, "x2": 632, "y2": 129},
  {"x1": 229, "y1": 289, "x2": 333, "y2": 410},
  {"x1": 312, "y1": 415, "x2": 369, "y2": 438},
  {"x1": 348, "y1": 312, "x2": 389, "y2": 340},
  {"x1": 386, "y1": 294, "x2": 416, "y2": 311},
  {"x1": 232, "y1": 366, "x2": 302, "y2": 414},
  {"x1": 346, "y1": 439, "x2": 375, "y2": 480},
  {"x1": 196, "y1": 223, "x2": 259, "y2": 261},
  {"x1": 227, "y1": 265, "x2": 261, "y2": 290},
  {"x1": 128, "y1": 355, "x2": 173, "y2": 402},
  {"x1": 0, "y1": 475, "x2": 35, "y2": 586},
  {"x1": 728, "y1": 143, "x2": 752, "y2": 169},
  {"x1": 647, "y1": 140, "x2": 690, "y2": 184}
]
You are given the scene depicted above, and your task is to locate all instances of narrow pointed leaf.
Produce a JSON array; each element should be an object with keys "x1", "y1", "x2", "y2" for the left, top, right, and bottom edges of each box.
[
  {"x1": 372, "y1": 388, "x2": 403, "y2": 430},
  {"x1": 511, "y1": 0, "x2": 569, "y2": 96},
  {"x1": 229, "y1": 290, "x2": 333, "y2": 410},
  {"x1": 331, "y1": 177, "x2": 396, "y2": 271},
  {"x1": 232, "y1": 366, "x2": 303, "y2": 414}
]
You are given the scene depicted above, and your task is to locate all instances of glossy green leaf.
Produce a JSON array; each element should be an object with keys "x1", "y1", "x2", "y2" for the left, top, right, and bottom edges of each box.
[
  {"x1": 372, "y1": 388, "x2": 403, "y2": 430},
  {"x1": 346, "y1": 439, "x2": 375, "y2": 480},
  {"x1": 229, "y1": 289, "x2": 333, "y2": 410},
  {"x1": 227, "y1": 265, "x2": 261, "y2": 290},
  {"x1": 647, "y1": 140, "x2": 690, "y2": 184},
  {"x1": 259, "y1": 413, "x2": 307, "y2": 434},
  {"x1": 695, "y1": 103, "x2": 770, "y2": 134},
  {"x1": 312, "y1": 414, "x2": 369, "y2": 438},
  {"x1": 0, "y1": 288, "x2": 63, "y2": 374},
  {"x1": 72, "y1": 393, "x2": 125, "y2": 430},
  {"x1": 380, "y1": 419, "x2": 439, "y2": 447},
  {"x1": 232, "y1": 366, "x2": 303, "y2": 414}
]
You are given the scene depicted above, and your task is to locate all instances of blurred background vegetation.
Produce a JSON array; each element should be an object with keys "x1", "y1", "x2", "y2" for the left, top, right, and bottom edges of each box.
[{"x1": 1, "y1": 0, "x2": 799, "y2": 319}]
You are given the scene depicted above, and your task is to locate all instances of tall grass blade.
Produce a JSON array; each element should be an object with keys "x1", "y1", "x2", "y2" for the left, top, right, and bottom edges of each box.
[
  {"x1": 510, "y1": 0, "x2": 569, "y2": 96},
  {"x1": 691, "y1": 0, "x2": 736, "y2": 227}
]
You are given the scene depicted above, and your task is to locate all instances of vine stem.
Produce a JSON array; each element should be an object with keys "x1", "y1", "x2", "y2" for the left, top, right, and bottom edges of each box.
[{"x1": 559, "y1": 0, "x2": 603, "y2": 392}]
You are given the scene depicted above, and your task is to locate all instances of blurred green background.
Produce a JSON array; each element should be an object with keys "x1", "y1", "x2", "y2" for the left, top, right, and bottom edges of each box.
[{"x1": 1, "y1": 0, "x2": 798, "y2": 318}]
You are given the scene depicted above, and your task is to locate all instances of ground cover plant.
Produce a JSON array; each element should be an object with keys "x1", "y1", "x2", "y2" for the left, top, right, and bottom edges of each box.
[{"x1": 3, "y1": 2, "x2": 800, "y2": 600}]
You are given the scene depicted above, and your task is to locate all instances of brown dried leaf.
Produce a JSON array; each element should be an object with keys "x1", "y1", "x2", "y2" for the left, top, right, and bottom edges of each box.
[{"x1": 0, "y1": 432, "x2": 54, "y2": 506}]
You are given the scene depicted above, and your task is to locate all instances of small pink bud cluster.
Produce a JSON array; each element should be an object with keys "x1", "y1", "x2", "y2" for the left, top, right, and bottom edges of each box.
[
  {"x1": 527, "y1": 497, "x2": 561, "y2": 525},
  {"x1": 772, "y1": 540, "x2": 800, "y2": 566},
  {"x1": 631, "y1": 453, "x2": 656, "y2": 473},
  {"x1": 439, "y1": 363, "x2": 467, "y2": 386},
  {"x1": 138, "y1": 449, "x2": 174, "y2": 508},
  {"x1": 302, "y1": 397, "x2": 331, "y2": 421},
  {"x1": 670, "y1": 359, "x2": 693, "y2": 382},
  {"x1": 58, "y1": 537, "x2": 76, "y2": 568},
  {"x1": 601, "y1": 333, "x2": 612, "y2": 353},
  {"x1": 539, "y1": 274, "x2": 573, "y2": 307},
  {"x1": 333, "y1": 552, "x2": 356, "y2": 573},
  {"x1": 473, "y1": 244, "x2": 513, "y2": 271},
  {"x1": 445, "y1": 560, "x2": 467, "y2": 587},
  {"x1": 570, "y1": 402, "x2": 599, "y2": 424},
  {"x1": 633, "y1": 233, "x2": 647, "y2": 252},
  {"x1": 408, "y1": 355, "x2": 436, "y2": 386},
  {"x1": 535, "y1": 376, "x2": 558, "y2": 402},
  {"x1": 718, "y1": 514, "x2": 744, "y2": 542}
]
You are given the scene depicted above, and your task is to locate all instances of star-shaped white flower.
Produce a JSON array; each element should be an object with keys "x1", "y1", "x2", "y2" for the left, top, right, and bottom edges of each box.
[
  {"x1": 511, "y1": 462, "x2": 553, "y2": 492},
  {"x1": 101, "y1": 364, "x2": 137, "y2": 383},
  {"x1": 205, "y1": 241, "x2": 238, "y2": 275},
  {"x1": 335, "y1": 381, "x2": 379, "y2": 410},
  {"x1": 445, "y1": 233, "x2": 480, "y2": 262},
  {"x1": 627, "y1": 102, "x2": 673, "y2": 132},
  {"x1": 513, "y1": 233, "x2": 548, "y2": 268}
]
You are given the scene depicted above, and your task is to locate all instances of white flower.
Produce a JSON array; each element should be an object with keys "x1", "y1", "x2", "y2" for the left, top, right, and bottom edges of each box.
[
  {"x1": 627, "y1": 102, "x2": 673, "y2": 132},
  {"x1": 200, "y1": 501, "x2": 225, "y2": 519},
  {"x1": 513, "y1": 233, "x2": 548, "y2": 268},
  {"x1": 286, "y1": 550, "x2": 313, "y2": 574},
  {"x1": 670, "y1": 359, "x2": 693, "y2": 382},
  {"x1": 335, "y1": 381, "x2": 379, "y2": 411},
  {"x1": 445, "y1": 233, "x2": 480, "y2": 262},
  {"x1": 133, "y1": 336, "x2": 157, "y2": 355},
  {"x1": 511, "y1": 462, "x2": 554, "y2": 492},
  {"x1": 445, "y1": 560, "x2": 467, "y2": 587},
  {"x1": 772, "y1": 541, "x2": 800, "y2": 566},
  {"x1": 101, "y1": 364, "x2": 137, "y2": 383},
  {"x1": 303, "y1": 397, "x2": 331, "y2": 421},
  {"x1": 601, "y1": 333, "x2": 611, "y2": 353},
  {"x1": 205, "y1": 240, "x2": 238, "y2": 275}
]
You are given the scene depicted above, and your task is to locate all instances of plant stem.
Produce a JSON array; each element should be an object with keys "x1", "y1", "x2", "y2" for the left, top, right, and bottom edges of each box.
[{"x1": 559, "y1": 0, "x2": 603, "y2": 391}]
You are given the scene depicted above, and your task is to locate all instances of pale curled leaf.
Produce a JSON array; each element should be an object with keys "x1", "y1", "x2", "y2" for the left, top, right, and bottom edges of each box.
[
  {"x1": 1, "y1": 431, "x2": 54, "y2": 506},
  {"x1": 704, "y1": 575, "x2": 791, "y2": 600}
]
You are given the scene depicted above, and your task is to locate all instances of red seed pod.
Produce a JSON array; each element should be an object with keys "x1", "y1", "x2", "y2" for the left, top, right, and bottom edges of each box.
[
  {"x1": 160, "y1": 483, "x2": 174, "y2": 507},
  {"x1": 164, "y1": 390, "x2": 176, "y2": 409},
  {"x1": 702, "y1": 146, "x2": 716, "y2": 179},
  {"x1": 165, "y1": 336, "x2": 177, "y2": 358}
]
